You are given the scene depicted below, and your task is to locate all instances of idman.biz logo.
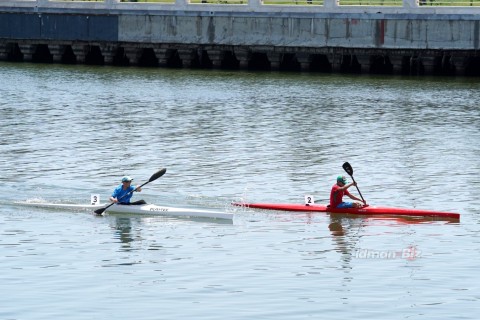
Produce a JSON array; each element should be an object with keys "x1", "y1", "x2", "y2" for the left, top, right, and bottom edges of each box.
[{"x1": 354, "y1": 246, "x2": 421, "y2": 260}]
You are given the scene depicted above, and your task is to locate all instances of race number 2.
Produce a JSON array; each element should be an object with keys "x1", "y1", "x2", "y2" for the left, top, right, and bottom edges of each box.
[{"x1": 304, "y1": 195, "x2": 314, "y2": 206}]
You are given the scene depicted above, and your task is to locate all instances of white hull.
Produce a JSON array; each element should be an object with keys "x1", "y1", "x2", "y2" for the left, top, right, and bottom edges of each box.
[{"x1": 16, "y1": 202, "x2": 233, "y2": 220}]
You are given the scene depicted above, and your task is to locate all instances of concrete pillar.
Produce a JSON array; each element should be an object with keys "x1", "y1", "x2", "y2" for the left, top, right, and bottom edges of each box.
[
  {"x1": 296, "y1": 53, "x2": 311, "y2": 71},
  {"x1": 329, "y1": 53, "x2": 342, "y2": 73},
  {"x1": 0, "y1": 42, "x2": 7, "y2": 60},
  {"x1": 409, "y1": 55, "x2": 424, "y2": 75},
  {"x1": 18, "y1": 44, "x2": 34, "y2": 62},
  {"x1": 177, "y1": 49, "x2": 196, "y2": 68},
  {"x1": 450, "y1": 55, "x2": 463, "y2": 75},
  {"x1": 124, "y1": 46, "x2": 141, "y2": 65},
  {"x1": 389, "y1": 55, "x2": 404, "y2": 75},
  {"x1": 206, "y1": 49, "x2": 223, "y2": 68},
  {"x1": 153, "y1": 48, "x2": 170, "y2": 67},
  {"x1": 421, "y1": 56, "x2": 435, "y2": 75},
  {"x1": 71, "y1": 44, "x2": 86, "y2": 64},
  {"x1": 355, "y1": 54, "x2": 370, "y2": 74},
  {"x1": 266, "y1": 52, "x2": 281, "y2": 70},
  {"x1": 100, "y1": 44, "x2": 117, "y2": 65},
  {"x1": 234, "y1": 48, "x2": 250, "y2": 69},
  {"x1": 48, "y1": 44, "x2": 64, "y2": 63}
]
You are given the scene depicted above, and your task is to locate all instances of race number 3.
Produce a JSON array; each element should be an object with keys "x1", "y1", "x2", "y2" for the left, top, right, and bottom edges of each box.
[
  {"x1": 304, "y1": 195, "x2": 314, "y2": 206},
  {"x1": 91, "y1": 194, "x2": 100, "y2": 205}
]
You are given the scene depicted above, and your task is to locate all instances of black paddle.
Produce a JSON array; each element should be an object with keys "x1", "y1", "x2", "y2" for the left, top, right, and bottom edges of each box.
[
  {"x1": 94, "y1": 168, "x2": 167, "y2": 215},
  {"x1": 342, "y1": 162, "x2": 366, "y2": 204}
]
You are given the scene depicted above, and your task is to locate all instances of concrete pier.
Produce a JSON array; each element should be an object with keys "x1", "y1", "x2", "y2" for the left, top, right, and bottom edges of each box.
[{"x1": 1, "y1": 0, "x2": 480, "y2": 75}]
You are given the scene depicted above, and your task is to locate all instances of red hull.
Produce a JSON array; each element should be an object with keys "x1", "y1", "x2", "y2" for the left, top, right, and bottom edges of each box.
[{"x1": 233, "y1": 202, "x2": 460, "y2": 219}]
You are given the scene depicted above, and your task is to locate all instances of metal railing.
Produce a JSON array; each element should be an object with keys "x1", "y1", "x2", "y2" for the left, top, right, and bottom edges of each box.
[
  {"x1": 418, "y1": 0, "x2": 480, "y2": 5},
  {"x1": 2, "y1": 0, "x2": 480, "y2": 9},
  {"x1": 339, "y1": 0, "x2": 402, "y2": 5},
  {"x1": 37, "y1": 0, "x2": 480, "y2": 4}
]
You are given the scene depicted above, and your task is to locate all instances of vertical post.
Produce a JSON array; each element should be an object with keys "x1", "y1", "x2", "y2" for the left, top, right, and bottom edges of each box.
[
  {"x1": 403, "y1": 0, "x2": 418, "y2": 8},
  {"x1": 248, "y1": 0, "x2": 262, "y2": 9},
  {"x1": 105, "y1": 0, "x2": 117, "y2": 6},
  {"x1": 323, "y1": 0, "x2": 338, "y2": 8},
  {"x1": 37, "y1": 0, "x2": 48, "y2": 7},
  {"x1": 176, "y1": 0, "x2": 188, "y2": 7}
]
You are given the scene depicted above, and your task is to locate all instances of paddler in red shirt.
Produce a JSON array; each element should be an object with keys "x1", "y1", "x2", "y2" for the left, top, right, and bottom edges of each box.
[{"x1": 330, "y1": 176, "x2": 366, "y2": 208}]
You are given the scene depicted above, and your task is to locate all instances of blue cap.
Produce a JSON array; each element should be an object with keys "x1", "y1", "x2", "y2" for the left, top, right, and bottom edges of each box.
[{"x1": 121, "y1": 176, "x2": 133, "y2": 182}]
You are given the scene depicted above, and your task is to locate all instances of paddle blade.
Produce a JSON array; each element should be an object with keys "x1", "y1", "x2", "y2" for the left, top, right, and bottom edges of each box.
[
  {"x1": 342, "y1": 162, "x2": 366, "y2": 203},
  {"x1": 94, "y1": 207, "x2": 107, "y2": 215},
  {"x1": 149, "y1": 168, "x2": 167, "y2": 182},
  {"x1": 342, "y1": 162, "x2": 353, "y2": 176}
]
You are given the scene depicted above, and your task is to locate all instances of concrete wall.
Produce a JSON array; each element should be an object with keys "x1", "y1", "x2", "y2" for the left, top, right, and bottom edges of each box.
[
  {"x1": 1, "y1": 11, "x2": 478, "y2": 50},
  {"x1": 116, "y1": 14, "x2": 480, "y2": 50},
  {"x1": 1, "y1": 1, "x2": 480, "y2": 75},
  {"x1": 0, "y1": 13, "x2": 118, "y2": 41}
]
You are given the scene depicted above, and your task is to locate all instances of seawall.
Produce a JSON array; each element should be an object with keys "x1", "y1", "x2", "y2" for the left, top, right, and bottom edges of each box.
[{"x1": 1, "y1": 0, "x2": 480, "y2": 75}]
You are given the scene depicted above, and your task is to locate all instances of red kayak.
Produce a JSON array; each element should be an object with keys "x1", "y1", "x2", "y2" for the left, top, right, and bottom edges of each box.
[{"x1": 232, "y1": 202, "x2": 460, "y2": 220}]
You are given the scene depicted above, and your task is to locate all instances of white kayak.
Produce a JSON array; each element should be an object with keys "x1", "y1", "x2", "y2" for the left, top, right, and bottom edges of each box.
[{"x1": 16, "y1": 201, "x2": 233, "y2": 220}]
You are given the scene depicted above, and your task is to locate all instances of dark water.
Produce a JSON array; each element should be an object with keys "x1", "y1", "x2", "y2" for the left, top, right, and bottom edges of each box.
[{"x1": 0, "y1": 62, "x2": 479, "y2": 319}]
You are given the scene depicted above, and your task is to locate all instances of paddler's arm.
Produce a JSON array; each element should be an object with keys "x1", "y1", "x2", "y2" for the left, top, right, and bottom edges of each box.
[
  {"x1": 339, "y1": 182, "x2": 356, "y2": 191},
  {"x1": 110, "y1": 189, "x2": 119, "y2": 203},
  {"x1": 345, "y1": 190, "x2": 367, "y2": 205},
  {"x1": 343, "y1": 182, "x2": 367, "y2": 205},
  {"x1": 346, "y1": 193, "x2": 365, "y2": 204}
]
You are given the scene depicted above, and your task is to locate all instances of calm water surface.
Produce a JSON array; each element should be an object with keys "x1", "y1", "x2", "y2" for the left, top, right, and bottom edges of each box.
[{"x1": 0, "y1": 62, "x2": 479, "y2": 319}]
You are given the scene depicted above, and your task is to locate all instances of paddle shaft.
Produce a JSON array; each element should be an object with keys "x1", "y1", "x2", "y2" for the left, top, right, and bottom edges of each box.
[
  {"x1": 94, "y1": 168, "x2": 166, "y2": 215},
  {"x1": 348, "y1": 175, "x2": 365, "y2": 203},
  {"x1": 342, "y1": 162, "x2": 366, "y2": 204}
]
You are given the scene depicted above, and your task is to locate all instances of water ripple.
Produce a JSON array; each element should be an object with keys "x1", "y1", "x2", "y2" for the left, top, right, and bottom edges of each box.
[{"x1": 0, "y1": 64, "x2": 479, "y2": 319}]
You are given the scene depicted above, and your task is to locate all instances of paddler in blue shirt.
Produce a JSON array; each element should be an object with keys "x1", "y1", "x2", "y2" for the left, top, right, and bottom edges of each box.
[{"x1": 109, "y1": 176, "x2": 145, "y2": 205}]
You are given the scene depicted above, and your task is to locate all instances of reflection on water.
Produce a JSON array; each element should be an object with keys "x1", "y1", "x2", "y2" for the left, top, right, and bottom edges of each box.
[{"x1": 113, "y1": 217, "x2": 135, "y2": 251}]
